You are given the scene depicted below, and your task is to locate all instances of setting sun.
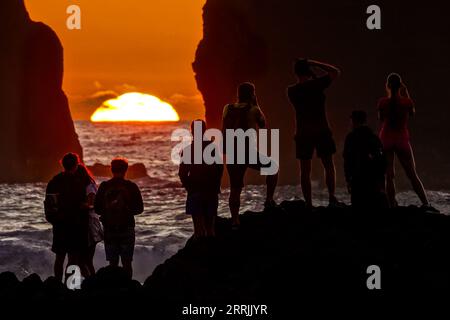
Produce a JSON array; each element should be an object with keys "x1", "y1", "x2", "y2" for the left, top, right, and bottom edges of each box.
[{"x1": 90, "y1": 92, "x2": 180, "y2": 122}]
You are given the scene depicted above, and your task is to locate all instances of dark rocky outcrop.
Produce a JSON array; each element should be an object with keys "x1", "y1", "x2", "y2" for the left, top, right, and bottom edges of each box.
[
  {"x1": 2, "y1": 202, "x2": 450, "y2": 312},
  {"x1": 193, "y1": 0, "x2": 450, "y2": 188},
  {"x1": 0, "y1": 0, "x2": 82, "y2": 183}
]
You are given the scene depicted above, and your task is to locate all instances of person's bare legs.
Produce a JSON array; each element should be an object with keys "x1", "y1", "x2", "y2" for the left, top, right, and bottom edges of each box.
[
  {"x1": 229, "y1": 187, "x2": 242, "y2": 227},
  {"x1": 54, "y1": 253, "x2": 66, "y2": 282},
  {"x1": 122, "y1": 259, "x2": 133, "y2": 279},
  {"x1": 321, "y1": 155, "x2": 337, "y2": 203},
  {"x1": 300, "y1": 160, "x2": 313, "y2": 208},
  {"x1": 204, "y1": 215, "x2": 216, "y2": 237},
  {"x1": 385, "y1": 150, "x2": 397, "y2": 207},
  {"x1": 397, "y1": 145, "x2": 429, "y2": 206},
  {"x1": 68, "y1": 253, "x2": 90, "y2": 278},
  {"x1": 192, "y1": 214, "x2": 204, "y2": 238},
  {"x1": 265, "y1": 172, "x2": 278, "y2": 202},
  {"x1": 65, "y1": 253, "x2": 86, "y2": 284},
  {"x1": 204, "y1": 209, "x2": 216, "y2": 238}
]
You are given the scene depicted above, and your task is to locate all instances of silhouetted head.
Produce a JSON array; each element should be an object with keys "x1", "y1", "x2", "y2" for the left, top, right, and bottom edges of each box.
[
  {"x1": 386, "y1": 73, "x2": 402, "y2": 97},
  {"x1": 190, "y1": 119, "x2": 207, "y2": 136},
  {"x1": 76, "y1": 164, "x2": 95, "y2": 186},
  {"x1": 238, "y1": 82, "x2": 257, "y2": 105},
  {"x1": 294, "y1": 59, "x2": 314, "y2": 78},
  {"x1": 61, "y1": 153, "x2": 80, "y2": 174},
  {"x1": 350, "y1": 110, "x2": 367, "y2": 128},
  {"x1": 111, "y1": 158, "x2": 129, "y2": 178}
]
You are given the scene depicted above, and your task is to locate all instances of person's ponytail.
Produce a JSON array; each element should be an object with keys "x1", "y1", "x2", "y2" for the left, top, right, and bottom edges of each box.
[{"x1": 386, "y1": 73, "x2": 402, "y2": 129}]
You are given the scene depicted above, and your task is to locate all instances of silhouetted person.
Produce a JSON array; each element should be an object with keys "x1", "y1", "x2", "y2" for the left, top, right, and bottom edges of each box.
[
  {"x1": 378, "y1": 73, "x2": 438, "y2": 212},
  {"x1": 288, "y1": 59, "x2": 342, "y2": 209},
  {"x1": 94, "y1": 158, "x2": 144, "y2": 279},
  {"x1": 179, "y1": 120, "x2": 223, "y2": 238},
  {"x1": 344, "y1": 111, "x2": 388, "y2": 209},
  {"x1": 76, "y1": 164, "x2": 103, "y2": 277},
  {"x1": 223, "y1": 82, "x2": 279, "y2": 228},
  {"x1": 45, "y1": 153, "x2": 89, "y2": 282}
]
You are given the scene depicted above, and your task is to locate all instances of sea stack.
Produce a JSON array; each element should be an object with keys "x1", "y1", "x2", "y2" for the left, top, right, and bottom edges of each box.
[{"x1": 0, "y1": 0, "x2": 82, "y2": 182}]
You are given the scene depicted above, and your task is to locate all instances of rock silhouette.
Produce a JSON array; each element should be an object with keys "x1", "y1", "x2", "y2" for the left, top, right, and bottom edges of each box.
[
  {"x1": 0, "y1": 0, "x2": 82, "y2": 183},
  {"x1": 193, "y1": 0, "x2": 450, "y2": 188},
  {"x1": 87, "y1": 163, "x2": 148, "y2": 179},
  {"x1": 2, "y1": 202, "x2": 450, "y2": 311}
]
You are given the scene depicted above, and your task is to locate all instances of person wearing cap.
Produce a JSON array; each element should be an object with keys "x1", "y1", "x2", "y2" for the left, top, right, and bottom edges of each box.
[
  {"x1": 344, "y1": 110, "x2": 388, "y2": 209},
  {"x1": 287, "y1": 58, "x2": 343, "y2": 209}
]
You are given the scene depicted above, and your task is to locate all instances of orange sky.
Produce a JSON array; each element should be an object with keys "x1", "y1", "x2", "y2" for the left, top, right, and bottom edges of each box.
[{"x1": 24, "y1": 0, "x2": 206, "y2": 120}]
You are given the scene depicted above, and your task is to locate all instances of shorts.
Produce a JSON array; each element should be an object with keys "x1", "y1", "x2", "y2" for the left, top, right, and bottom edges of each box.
[
  {"x1": 227, "y1": 152, "x2": 278, "y2": 189},
  {"x1": 104, "y1": 229, "x2": 135, "y2": 262},
  {"x1": 380, "y1": 130, "x2": 411, "y2": 153},
  {"x1": 52, "y1": 222, "x2": 88, "y2": 256},
  {"x1": 186, "y1": 193, "x2": 219, "y2": 216},
  {"x1": 295, "y1": 131, "x2": 336, "y2": 160}
]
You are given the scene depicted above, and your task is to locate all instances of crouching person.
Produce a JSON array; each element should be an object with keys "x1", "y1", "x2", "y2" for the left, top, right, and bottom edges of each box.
[
  {"x1": 179, "y1": 120, "x2": 223, "y2": 239},
  {"x1": 344, "y1": 111, "x2": 388, "y2": 209},
  {"x1": 94, "y1": 158, "x2": 144, "y2": 279}
]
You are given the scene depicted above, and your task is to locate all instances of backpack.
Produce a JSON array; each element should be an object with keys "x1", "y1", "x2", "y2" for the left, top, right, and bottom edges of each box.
[
  {"x1": 102, "y1": 184, "x2": 130, "y2": 233},
  {"x1": 223, "y1": 104, "x2": 252, "y2": 157},
  {"x1": 44, "y1": 193, "x2": 60, "y2": 224},
  {"x1": 223, "y1": 103, "x2": 252, "y2": 131},
  {"x1": 44, "y1": 173, "x2": 85, "y2": 224},
  {"x1": 360, "y1": 134, "x2": 386, "y2": 181}
]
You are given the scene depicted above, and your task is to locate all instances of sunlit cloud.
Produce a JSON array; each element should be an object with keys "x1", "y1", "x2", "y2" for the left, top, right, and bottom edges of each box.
[
  {"x1": 90, "y1": 92, "x2": 180, "y2": 122},
  {"x1": 167, "y1": 93, "x2": 205, "y2": 120}
]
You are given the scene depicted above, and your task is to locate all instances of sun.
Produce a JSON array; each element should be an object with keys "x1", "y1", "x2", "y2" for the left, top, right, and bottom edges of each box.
[{"x1": 90, "y1": 92, "x2": 180, "y2": 122}]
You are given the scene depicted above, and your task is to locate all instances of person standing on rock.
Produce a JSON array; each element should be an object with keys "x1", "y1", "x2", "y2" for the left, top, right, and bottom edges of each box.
[
  {"x1": 44, "y1": 153, "x2": 89, "y2": 282},
  {"x1": 223, "y1": 82, "x2": 279, "y2": 229},
  {"x1": 344, "y1": 110, "x2": 388, "y2": 209},
  {"x1": 377, "y1": 73, "x2": 438, "y2": 212},
  {"x1": 94, "y1": 158, "x2": 144, "y2": 279},
  {"x1": 179, "y1": 120, "x2": 223, "y2": 238},
  {"x1": 287, "y1": 59, "x2": 343, "y2": 210}
]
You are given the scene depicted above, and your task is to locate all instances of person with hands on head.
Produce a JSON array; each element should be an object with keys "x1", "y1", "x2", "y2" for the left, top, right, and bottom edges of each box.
[{"x1": 287, "y1": 58, "x2": 343, "y2": 210}]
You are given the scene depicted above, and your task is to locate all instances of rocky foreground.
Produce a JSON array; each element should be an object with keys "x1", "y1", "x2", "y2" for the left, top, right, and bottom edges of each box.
[{"x1": 1, "y1": 201, "x2": 450, "y2": 314}]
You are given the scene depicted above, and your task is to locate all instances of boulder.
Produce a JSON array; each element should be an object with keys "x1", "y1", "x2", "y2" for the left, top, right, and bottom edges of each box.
[{"x1": 87, "y1": 162, "x2": 148, "y2": 179}]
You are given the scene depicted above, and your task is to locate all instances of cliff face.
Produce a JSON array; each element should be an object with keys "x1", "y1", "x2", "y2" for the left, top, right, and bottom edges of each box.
[
  {"x1": 0, "y1": 0, "x2": 82, "y2": 182},
  {"x1": 194, "y1": 0, "x2": 450, "y2": 187}
]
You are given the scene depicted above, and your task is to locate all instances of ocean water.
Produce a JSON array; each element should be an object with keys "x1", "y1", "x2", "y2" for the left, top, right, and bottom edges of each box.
[{"x1": 0, "y1": 121, "x2": 448, "y2": 282}]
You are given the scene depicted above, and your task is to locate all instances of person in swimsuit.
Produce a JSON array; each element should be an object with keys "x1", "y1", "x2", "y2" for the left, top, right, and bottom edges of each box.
[
  {"x1": 223, "y1": 83, "x2": 279, "y2": 228},
  {"x1": 378, "y1": 73, "x2": 438, "y2": 212}
]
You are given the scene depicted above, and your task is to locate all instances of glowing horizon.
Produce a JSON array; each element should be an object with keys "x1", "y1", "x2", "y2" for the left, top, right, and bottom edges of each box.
[
  {"x1": 90, "y1": 92, "x2": 180, "y2": 123},
  {"x1": 24, "y1": 0, "x2": 206, "y2": 121}
]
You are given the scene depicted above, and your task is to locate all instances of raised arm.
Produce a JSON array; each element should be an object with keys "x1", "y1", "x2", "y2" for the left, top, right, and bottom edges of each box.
[{"x1": 308, "y1": 60, "x2": 341, "y2": 80}]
